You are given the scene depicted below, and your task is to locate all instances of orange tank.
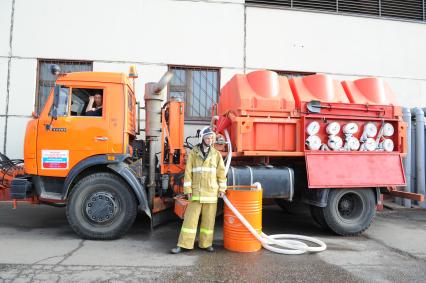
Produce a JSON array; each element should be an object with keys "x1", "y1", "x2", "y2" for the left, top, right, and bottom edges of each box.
[
  {"x1": 224, "y1": 187, "x2": 262, "y2": 252},
  {"x1": 289, "y1": 74, "x2": 350, "y2": 107},
  {"x1": 218, "y1": 70, "x2": 295, "y2": 117},
  {"x1": 218, "y1": 70, "x2": 302, "y2": 155},
  {"x1": 341, "y1": 77, "x2": 398, "y2": 105}
]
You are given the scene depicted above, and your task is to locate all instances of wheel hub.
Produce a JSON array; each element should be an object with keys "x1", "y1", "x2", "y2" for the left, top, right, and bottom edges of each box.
[
  {"x1": 338, "y1": 193, "x2": 362, "y2": 219},
  {"x1": 339, "y1": 198, "x2": 353, "y2": 215},
  {"x1": 85, "y1": 192, "x2": 118, "y2": 223}
]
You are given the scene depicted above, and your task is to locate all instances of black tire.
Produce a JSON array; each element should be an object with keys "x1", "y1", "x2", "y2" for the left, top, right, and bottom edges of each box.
[
  {"x1": 66, "y1": 172, "x2": 137, "y2": 240},
  {"x1": 323, "y1": 189, "x2": 375, "y2": 236},
  {"x1": 309, "y1": 205, "x2": 330, "y2": 231}
]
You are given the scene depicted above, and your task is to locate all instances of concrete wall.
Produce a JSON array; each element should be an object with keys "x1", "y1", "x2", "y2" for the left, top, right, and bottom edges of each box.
[
  {"x1": 11, "y1": 0, "x2": 244, "y2": 67},
  {"x1": 245, "y1": 7, "x2": 426, "y2": 107},
  {"x1": 0, "y1": 0, "x2": 425, "y2": 158}
]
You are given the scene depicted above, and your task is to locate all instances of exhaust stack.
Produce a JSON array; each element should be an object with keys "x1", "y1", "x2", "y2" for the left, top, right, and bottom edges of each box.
[{"x1": 144, "y1": 71, "x2": 173, "y2": 208}]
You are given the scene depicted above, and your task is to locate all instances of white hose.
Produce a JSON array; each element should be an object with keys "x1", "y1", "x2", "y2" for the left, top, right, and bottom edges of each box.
[
  {"x1": 224, "y1": 129, "x2": 232, "y2": 174},
  {"x1": 223, "y1": 191, "x2": 327, "y2": 255},
  {"x1": 223, "y1": 126, "x2": 327, "y2": 255},
  {"x1": 306, "y1": 135, "x2": 322, "y2": 150},
  {"x1": 222, "y1": 128, "x2": 326, "y2": 255}
]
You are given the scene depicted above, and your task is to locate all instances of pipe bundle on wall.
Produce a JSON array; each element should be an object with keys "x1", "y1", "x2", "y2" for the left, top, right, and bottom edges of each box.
[{"x1": 401, "y1": 107, "x2": 425, "y2": 208}]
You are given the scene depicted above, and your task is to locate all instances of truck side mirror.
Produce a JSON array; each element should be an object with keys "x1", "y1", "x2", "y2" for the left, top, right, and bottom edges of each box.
[{"x1": 49, "y1": 85, "x2": 60, "y2": 120}]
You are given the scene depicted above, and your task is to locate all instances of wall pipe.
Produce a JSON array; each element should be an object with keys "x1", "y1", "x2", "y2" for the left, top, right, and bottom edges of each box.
[
  {"x1": 401, "y1": 108, "x2": 412, "y2": 207},
  {"x1": 410, "y1": 121, "x2": 416, "y2": 199},
  {"x1": 413, "y1": 108, "x2": 425, "y2": 208}
]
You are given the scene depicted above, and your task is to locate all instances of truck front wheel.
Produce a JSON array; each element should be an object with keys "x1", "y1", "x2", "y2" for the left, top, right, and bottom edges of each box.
[
  {"x1": 66, "y1": 172, "x2": 137, "y2": 240},
  {"x1": 321, "y1": 188, "x2": 376, "y2": 236}
]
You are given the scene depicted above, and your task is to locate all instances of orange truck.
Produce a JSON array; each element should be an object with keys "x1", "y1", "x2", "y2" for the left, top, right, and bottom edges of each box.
[{"x1": 0, "y1": 66, "x2": 423, "y2": 239}]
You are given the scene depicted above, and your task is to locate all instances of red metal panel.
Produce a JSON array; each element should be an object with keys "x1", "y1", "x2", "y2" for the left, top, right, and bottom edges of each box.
[{"x1": 305, "y1": 152, "x2": 406, "y2": 188}]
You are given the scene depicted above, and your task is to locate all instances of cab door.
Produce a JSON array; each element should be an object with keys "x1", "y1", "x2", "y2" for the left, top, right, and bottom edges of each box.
[{"x1": 37, "y1": 85, "x2": 110, "y2": 177}]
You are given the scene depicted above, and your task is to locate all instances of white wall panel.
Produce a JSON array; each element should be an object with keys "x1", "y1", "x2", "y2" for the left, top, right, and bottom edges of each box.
[
  {"x1": 139, "y1": 0, "x2": 244, "y2": 67},
  {"x1": 0, "y1": 58, "x2": 9, "y2": 115},
  {"x1": 12, "y1": 0, "x2": 244, "y2": 68},
  {"x1": 246, "y1": 8, "x2": 426, "y2": 80},
  {"x1": 5, "y1": 116, "x2": 30, "y2": 159},
  {"x1": 204, "y1": 0, "x2": 244, "y2": 3},
  {"x1": 0, "y1": 0, "x2": 12, "y2": 56},
  {"x1": 0, "y1": 117, "x2": 5, "y2": 152},
  {"x1": 7, "y1": 58, "x2": 37, "y2": 116},
  {"x1": 385, "y1": 78, "x2": 426, "y2": 107}
]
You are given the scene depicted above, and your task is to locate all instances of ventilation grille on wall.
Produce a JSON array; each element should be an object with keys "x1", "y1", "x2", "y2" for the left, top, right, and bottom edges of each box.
[{"x1": 246, "y1": 0, "x2": 426, "y2": 22}]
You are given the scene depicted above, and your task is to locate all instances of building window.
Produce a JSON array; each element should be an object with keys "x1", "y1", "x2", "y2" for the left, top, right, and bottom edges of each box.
[
  {"x1": 168, "y1": 66, "x2": 220, "y2": 121},
  {"x1": 246, "y1": 0, "x2": 426, "y2": 22},
  {"x1": 37, "y1": 59, "x2": 93, "y2": 114}
]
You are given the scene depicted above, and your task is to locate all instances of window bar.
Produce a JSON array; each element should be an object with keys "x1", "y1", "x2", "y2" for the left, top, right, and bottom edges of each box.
[
  {"x1": 203, "y1": 70, "x2": 209, "y2": 116},
  {"x1": 291, "y1": 0, "x2": 293, "y2": 9},
  {"x1": 197, "y1": 71, "x2": 202, "y2": 117},
  {"x1": 185, "y1": 69, "x2": 191, "y2": 117},
  {"x1": 336, "y1": 0, "x2": 339, "y2": 13},
  {"x1": 379, "y1": 0, "x2": 382, "y2": 17}
]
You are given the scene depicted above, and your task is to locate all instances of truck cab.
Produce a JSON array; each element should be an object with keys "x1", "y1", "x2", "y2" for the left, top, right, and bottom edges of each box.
[
  {"x1": 25, "y1": 72, "x2": 137, "y2": 179},
  {"x1": 15, "y1": 70, "x2": 152, "y2": 239}
]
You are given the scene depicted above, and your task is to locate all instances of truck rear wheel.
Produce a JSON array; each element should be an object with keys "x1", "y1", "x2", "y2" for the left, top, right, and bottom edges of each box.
[
  {"x1": 322, "y1": 189, "x2": 375, "y2": 236},
  {"x1": 66, "y1": 172, "x2": 137, "y2": 240}
]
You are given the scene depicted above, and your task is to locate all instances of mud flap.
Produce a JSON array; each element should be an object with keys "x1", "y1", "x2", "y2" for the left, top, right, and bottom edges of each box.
[{"x1": 108, "y1": 163, "x2": 151, "y2": 219}]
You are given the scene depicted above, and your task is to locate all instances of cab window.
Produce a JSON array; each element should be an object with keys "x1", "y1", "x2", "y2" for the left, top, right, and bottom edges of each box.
[{"x1": 71, "y1": 88, "x2": 104, "y2": 117}]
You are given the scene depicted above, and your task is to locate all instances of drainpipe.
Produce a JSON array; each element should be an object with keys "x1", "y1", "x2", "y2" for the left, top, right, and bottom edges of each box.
[
  {"x1": 410, "y1": 119, "x2": 416, "y2": 200},
  {"x1": 413, "y1": 108, "x2": 425, "y2": 208},
  {"x1": 401, "y1": 108, "x2": 411, "y2": 207}
]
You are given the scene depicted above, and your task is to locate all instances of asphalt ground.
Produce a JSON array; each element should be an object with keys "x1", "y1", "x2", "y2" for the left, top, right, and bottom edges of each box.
[{"x1": 0, "y1": 201, "x2": 425, "y2": 283}]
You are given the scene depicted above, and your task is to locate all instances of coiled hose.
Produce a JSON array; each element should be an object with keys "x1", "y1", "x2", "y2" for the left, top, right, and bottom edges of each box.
[
  {"x1": 222, "y1": 192, "x2": 326, "y2": 255},
  {"x1": 221, "y1": 129, "x2": 327, "y2": 255}
]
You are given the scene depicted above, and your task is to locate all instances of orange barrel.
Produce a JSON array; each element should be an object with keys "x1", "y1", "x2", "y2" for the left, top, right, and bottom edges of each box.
[{"x1": 224, "y1": 186, "x2": 262, "y2": 252}]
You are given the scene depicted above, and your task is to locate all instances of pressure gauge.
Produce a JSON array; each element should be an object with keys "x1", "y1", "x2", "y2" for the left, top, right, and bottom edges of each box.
[
  {"x1": 346, "y1": 136, "x2": 360, "y2": 151},
  {"x1": 306, "y1": 135, "x2": 322, "y2": 150},
  {"x1": 326, "y1": 122, "x2": 340, "y2": 135},
  {"x1": 380, "y1": 139, "x2": 394, "y2": 152},
  {"x1": 327, "y1": 136, "x2": 343, "y2": 151},
  {"x1": 364, "y1": 138, "x2": 377, "y2": 151},
  {"x1": 343, "y1": 123, "x2": 359, "y2": 134},
  {"x1": 382, "y1": 123, "x2": 394, "y2": 137},
  {"x1": 306, "y1": 121, "x2": 320, "y2": 136}
]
